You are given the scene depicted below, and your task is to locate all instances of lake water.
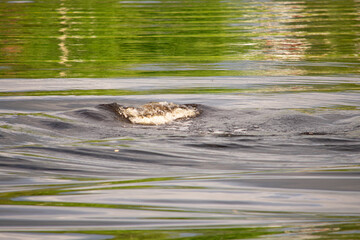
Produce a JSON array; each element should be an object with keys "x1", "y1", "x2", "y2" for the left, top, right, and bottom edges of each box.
[{"x1": 1, "y1": 0, "x2": 360, "y2": 239}]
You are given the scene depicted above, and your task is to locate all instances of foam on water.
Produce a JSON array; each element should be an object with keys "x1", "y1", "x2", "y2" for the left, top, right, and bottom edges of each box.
[{"x1": 114, "y1": 102, "x2": 200, "y2": 125}]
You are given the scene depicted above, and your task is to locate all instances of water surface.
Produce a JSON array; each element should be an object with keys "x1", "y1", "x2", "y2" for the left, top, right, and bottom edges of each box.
[
  {"x1": 0, "y1": 0, "x2": 360, "y2": 239},
  {"x1": 1, "y1": 76, "x2": 360, "y2": 239},
  {"x1": 1, "y1": 0, "x2": 360, "y2": 77}
]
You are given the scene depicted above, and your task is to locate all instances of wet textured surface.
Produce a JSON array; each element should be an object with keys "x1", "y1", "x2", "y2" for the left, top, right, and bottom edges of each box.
[
  {"x1": 103, "y1": 102, "x2": 200, "y2": 125},
  {"x1": 1, "y1": 77, "x2": 360, "y2": 239}
]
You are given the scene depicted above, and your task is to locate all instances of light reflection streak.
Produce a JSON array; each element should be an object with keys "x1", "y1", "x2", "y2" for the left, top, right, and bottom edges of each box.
[
  {"x1": 258, "y1": 2, "x2": 309, "y2": 62},
  {"x1": 57, "y1": 0, "x2": 71, "y2": 77}
]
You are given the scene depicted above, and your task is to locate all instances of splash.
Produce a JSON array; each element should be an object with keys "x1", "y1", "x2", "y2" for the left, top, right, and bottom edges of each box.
[{"x1": 112, "y1": 102, "x2": 200, "y2": 125}]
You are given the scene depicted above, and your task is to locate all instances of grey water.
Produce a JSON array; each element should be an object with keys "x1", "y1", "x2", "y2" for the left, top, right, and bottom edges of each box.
[
  {"x1": 1, "y1": 0, "x2": 360, "y2": 239},
  {"x1": 1, "y1": 77, "x2": 360, "y2": 239}
]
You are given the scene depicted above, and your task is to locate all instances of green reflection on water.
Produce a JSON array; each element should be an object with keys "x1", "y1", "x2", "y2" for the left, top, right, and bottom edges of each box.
[
  {"x1": 0, "y1": 83, "x2": 359, "y2": 96},
  {"x1": 8, "y1": 222, "x2": 360, "y2": 239},
  {"x1": 293, "y1": 105, "x2": 360, "y2": 114},
  {"x1": 0, "y1": 175, "x2": 359, "y2": 239},
  {"x1": 49, "y1": 227, "x2": 281, "y2": 240},
  {"x1": 0, "y1": 0, "x2": 359, "y2": 78},
  {"x1": 0, "y1": 176, "x2": 189, "y2": 211},
  {"x1": 29, "y1": 222, "x2": 360, "y2": 239}
]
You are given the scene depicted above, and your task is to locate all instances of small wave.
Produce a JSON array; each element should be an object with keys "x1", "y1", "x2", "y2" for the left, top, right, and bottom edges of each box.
[{"x1": 101, "y1": 102, "x2": 200, "y2": 125}]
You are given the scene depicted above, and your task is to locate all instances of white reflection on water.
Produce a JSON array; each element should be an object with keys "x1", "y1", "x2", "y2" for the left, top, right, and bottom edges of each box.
[{"x1": 57, "y1": 0, "x2": 71, "y2": 77}]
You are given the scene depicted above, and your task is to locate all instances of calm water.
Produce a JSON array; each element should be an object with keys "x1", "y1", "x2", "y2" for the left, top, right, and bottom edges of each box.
[
  {"x1": 1, "y1": 0, "x2": 360, "y2": 240},
  {"x1": 1, "y1": 0, "x2": 360, "y2": 77}
]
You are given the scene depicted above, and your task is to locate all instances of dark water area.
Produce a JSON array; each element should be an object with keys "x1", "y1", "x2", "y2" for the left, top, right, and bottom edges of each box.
[{"x1": 1, "y1": 0, "x2": 360, "y2": 240}]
